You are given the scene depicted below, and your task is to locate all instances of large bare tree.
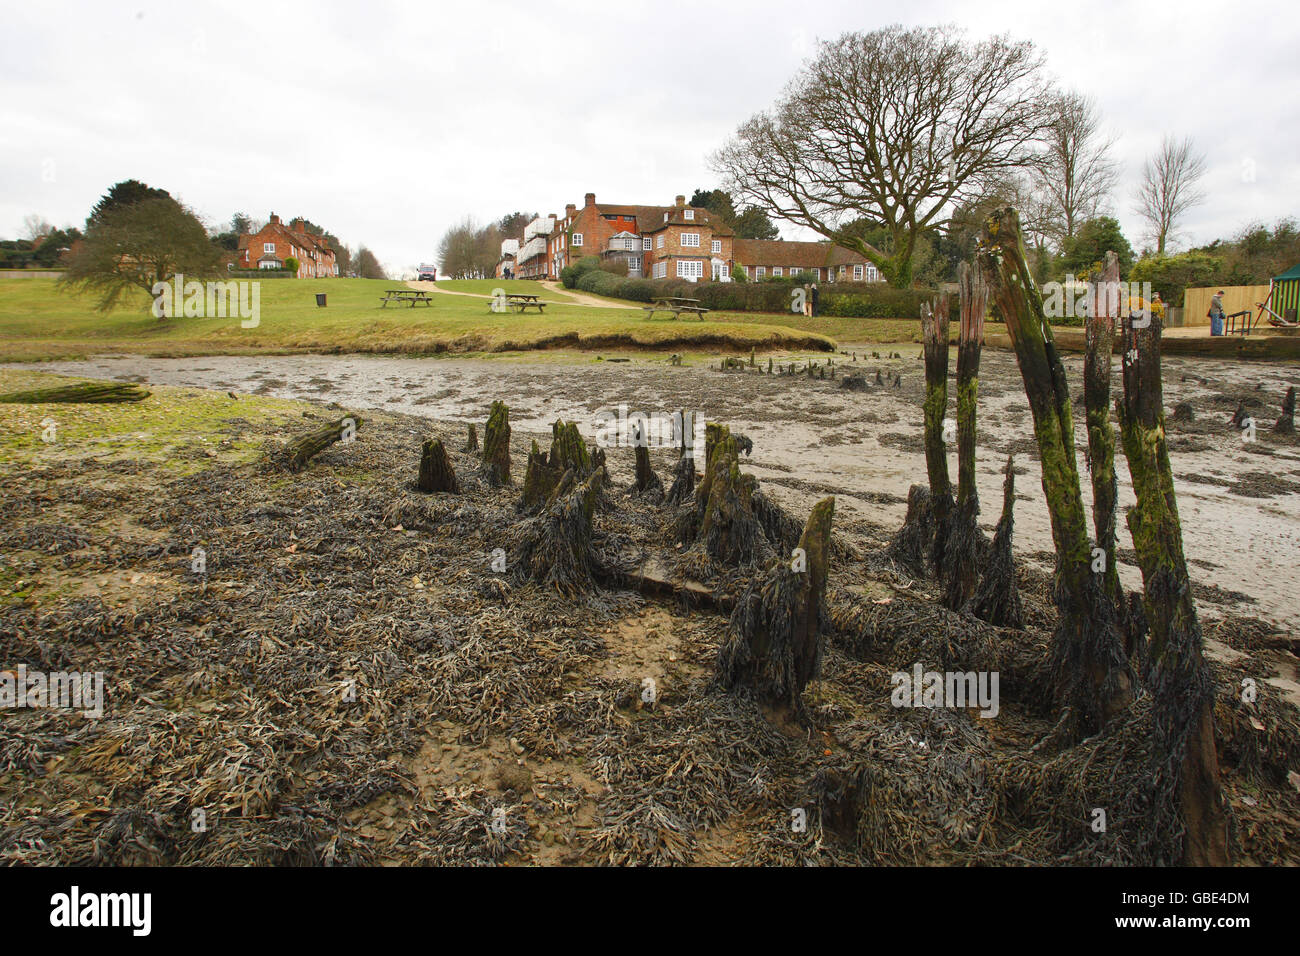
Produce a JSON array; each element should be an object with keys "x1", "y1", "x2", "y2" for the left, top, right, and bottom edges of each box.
[
  {"x1": 1035, "y1": 92, "x2": 1119, "y2": 245},
  {"x1": 710, "y1": 25, "x2": 1057, "y2": 288},
  {"x1": 1134, "y1": 135, "x2": 1207, "y2": 254}
]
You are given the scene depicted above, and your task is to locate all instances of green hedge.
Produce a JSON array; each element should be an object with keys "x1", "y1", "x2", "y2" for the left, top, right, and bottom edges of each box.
[{"x1": 226, "y1": 269, "x2": 297, "y2": 279}]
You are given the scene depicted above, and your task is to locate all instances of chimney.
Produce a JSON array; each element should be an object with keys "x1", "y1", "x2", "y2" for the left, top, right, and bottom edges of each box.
[
  {"x1": 269, "y1": 213, "x2": 281, "y2": 225},
  {"x1": 675, "y1": 194, "x2": 685, "y2": 208},
  {"x1": 290, "y1": 218, "x2": 306, "y2": 234},
  {"x1": 584, "y1": 192, "x2": 596, "y2": 207},
  {"x1": 565, "y1": 203, "x2": 577, "y2": 218}
]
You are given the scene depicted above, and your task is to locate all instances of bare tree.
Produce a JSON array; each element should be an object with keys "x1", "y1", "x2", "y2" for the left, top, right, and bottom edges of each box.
[
  {"x1": 1134, "y1": 135, "x2": 1207, "y2": 255},
  {"x1": 710, "y1": 25, "x2": 1056, "y2": 288},
  {"x1": 22, "y1": 214, "x2": 54, "y2": 240},
  {"x1": 1035, "y1": 92, "x2": 1119, "y2": 245}
]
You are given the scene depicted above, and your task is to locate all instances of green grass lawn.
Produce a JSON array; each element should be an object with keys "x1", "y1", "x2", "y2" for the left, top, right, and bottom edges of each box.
[
  {"x1": 0, "y1": 277, "x2": 841, "y2": 361},
  {"x1": 434, "y1": 278, "x2": 578, "y2": 302}
]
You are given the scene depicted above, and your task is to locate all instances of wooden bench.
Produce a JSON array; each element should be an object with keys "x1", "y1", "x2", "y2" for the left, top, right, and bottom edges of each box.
[
  {"x1": 644, "y1": 296, "x2": 709, "y2": 321},
  {"x1": 381, "y1": 289, "x2": 434, "y2": 308},
  {"x1": 488, "y1": 293, "x2": 545, "y2": 314}
]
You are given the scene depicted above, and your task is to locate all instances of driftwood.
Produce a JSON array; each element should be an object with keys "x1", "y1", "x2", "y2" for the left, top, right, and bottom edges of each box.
[
  {"x1": 718, "y1": 497, "x2": 835, "y2": 718},
  {"x1": 481, "y1": 401, "x2": 511, "y2": 486},
  {"x1": 416, "y1": 438, "x2": 459, "y2": 493},
  {"x1": 942, "y1": 263, "x2": 987, "y2": 609},
  {"x1": 978, "y1": 207, "x2": 1132, "y2": 735},
  {"x1": 0, "y1": 381, "x2": 150, "y2": 404},
  {"x1": 280, "y1": 414, "x2": 362, "y2": 473},
  {"x1": 1117, "y1": 310, "x2": 1230, "y2": 865}
]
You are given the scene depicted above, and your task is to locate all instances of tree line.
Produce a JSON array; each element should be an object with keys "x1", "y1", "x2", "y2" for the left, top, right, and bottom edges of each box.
[{"x1": 17, "y1": 179, "x2": 383, "y2": 311}]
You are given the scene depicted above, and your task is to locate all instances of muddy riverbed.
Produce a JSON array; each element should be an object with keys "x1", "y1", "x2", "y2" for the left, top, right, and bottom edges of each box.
[{"x1": 20, "y1": 349, "x2": 1300, "y2": 649}]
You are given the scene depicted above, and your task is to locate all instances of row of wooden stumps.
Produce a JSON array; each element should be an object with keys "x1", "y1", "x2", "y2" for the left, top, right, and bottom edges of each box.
[
  {"x1": 976, "y1": 210, "x2": 1228, "y2": 865},
  {"x1": 889, "y1": 267, "x2": 1021, "y2": 627}
]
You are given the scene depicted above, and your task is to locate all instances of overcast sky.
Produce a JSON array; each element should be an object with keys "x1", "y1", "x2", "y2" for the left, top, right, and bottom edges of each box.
[{"x1": 2, "y1": 0, "x2": 1297, "y2": 276}]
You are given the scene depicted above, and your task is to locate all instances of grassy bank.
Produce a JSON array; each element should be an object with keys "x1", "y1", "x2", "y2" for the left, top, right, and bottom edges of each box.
[{"x1": 0, "y1": 277, "x2": 838, "y2": 361}]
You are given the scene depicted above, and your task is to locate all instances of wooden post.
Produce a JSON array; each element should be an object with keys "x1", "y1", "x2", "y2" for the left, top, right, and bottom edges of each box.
[
  {"x1": 943, "y1": 263, "x2": 986, "y2": 609},
  {"x1": 1084, "y1": 252, "x2": 1124, "y2": 620},
  {"x1": 968, "y1": 455, "x2": 1023, "y2": 627},
  {"x1": 481, "y1": 401, "x2": 511, "y2": 485},
  {"x1": 718, "y1": 497, "x2": 834, "y2": 717},
  {"x1": 978, "y1": 207, "x2": 1132, "y2": 734},
  {"x1": 465, "y1": 423, "x2": 479, "y2": 452},
  {"x1": 1275, "y1": 386, "x2": 1296, "y2": 434},
  {"x1": 920, "y1": 295, "x2": 953, "y2": 570},
  {"x1": 416, "y1": 437, "x2": 459, "y2": 493},
  {"x1": 1117, "y1": 310, "x2": 1230, "y2": 865}
]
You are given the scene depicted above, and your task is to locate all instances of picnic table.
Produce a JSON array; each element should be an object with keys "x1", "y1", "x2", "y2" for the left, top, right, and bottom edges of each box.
[
  {"x1": 644, "y1": 296, "x2": 709, "y2": 320},
  {"x1": 381, "y1": 289, "x2": 434, "y2": 308},
  {"x1": 489, "y1": 293, "x2": 546, "y2": 314}
]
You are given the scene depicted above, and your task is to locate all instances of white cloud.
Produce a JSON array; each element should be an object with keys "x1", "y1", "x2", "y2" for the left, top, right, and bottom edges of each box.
[{"x1": 2, "y1": 0, "x2": 1296, "y2": 273}]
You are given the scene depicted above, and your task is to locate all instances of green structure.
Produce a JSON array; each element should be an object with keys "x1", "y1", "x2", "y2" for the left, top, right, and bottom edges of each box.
[{"x1": 1265, "y1": 262, "x2": 1300, "y2": 324}]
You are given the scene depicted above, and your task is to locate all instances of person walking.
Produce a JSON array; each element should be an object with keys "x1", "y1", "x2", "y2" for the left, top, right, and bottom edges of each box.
[
  {"x1": 1209, "y1": 289, "x2": 1226, "y2": 336},
  {"x1": 810, "y1": 282, "x2": 820, "y2": 318}
]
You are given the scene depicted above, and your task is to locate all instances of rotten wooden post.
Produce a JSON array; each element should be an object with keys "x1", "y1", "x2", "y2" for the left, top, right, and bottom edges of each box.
[
  {"x1": 943, "y1": 263, "x2": 986, "y2": 609},
  {"x1": 1117, "y1": 309, "x2": 1231, "y2": 866},
  {"x1": 465, "y1": 423, "x2": 479, "y2": 452},
  {"x1": 920, "y1": 294, "x2": 954, "y2": 570},
  {"x1": 1275, "y1": 386, "x2": 1296, "y2": 434},
  {"x1": 1084, "y1": 252, "x2": 1125, "y2": 623},
  {"x1": 718, "y1": 497, "x2": 835, "y2": 718},
  {"x1": 969, "y1": 455, "x2": 1023, "y2": 627},
  {"x1": 481, "y1": 401, "x2": 511, "y2": 485},
  {"x1": 978, "y1": 207, "x2": 1132, "y2": 734},
  {"x1": 416, "y1": 437, "x2": 459, "y2": 493}
]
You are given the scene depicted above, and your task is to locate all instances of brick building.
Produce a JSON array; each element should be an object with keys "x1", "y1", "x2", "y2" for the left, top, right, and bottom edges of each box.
[
  {"x1": 237, "y1": 213, "x2": 338, "y2": 278},
  {"x1": 510, "y1": 190, "x2": 879, "y2": 284},
  {"x1": 731, "y1": 238, "x2": 879, "y2": 283}
]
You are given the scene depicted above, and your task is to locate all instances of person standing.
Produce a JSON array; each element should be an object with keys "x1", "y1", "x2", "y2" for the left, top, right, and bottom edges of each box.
[
  {"x1": 810, "y1": 282, "x2": 820, "y2": 318},
  {"x1": 1209, "y1": 289, "x2": 1226, "y2": 336}
]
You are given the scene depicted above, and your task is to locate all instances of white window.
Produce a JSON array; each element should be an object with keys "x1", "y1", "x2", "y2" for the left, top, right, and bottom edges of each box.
[
  {"x1": 866, "y1": 265, "x2": 879, "y2": 282},
  {"x1": 684, "y1": 209, "x2": 694, "y2": 220},
  {"x1": 839, "y1": 266, "x2": 847, "y2": 278},
  {"x1": 654, "y1": 261, "x2": 668, "y2": 279},
  {"x1": 755, "y1": 266, "x2": 766, "y2": 279},
  {"x1": 643, "y1": 237, "x2": 652, "y2": 250},
  {"x1": 773, "y1": 267, "x2": 783, "y2": 277},
  {"x1": 681, "y1": 233, "x2": 700, "y2": 248},
  {"x1": 572, "y1": 233, "x2": 583, "y2": 247},
  {"x1": 676, "y1": 260, "x2": 704, "y2": 280},
  {"x1": 853, "y1": 264, "x2": 864, "y2": 281},
  {"x1": 264, "y1": 243, "x2": 275, "y2": 254},
  {"x1": 629, "y1": 258, "x2": 640, "y2": 273},
  {"x1": 657, "y1": 235, "x2": 664, "y2": 249},
  {"x1": 812, "y1": 268, "x2": 821, "y2": 280},
  {"x1": 711, "y1": 239, "x2": 721, "y2": 254}
]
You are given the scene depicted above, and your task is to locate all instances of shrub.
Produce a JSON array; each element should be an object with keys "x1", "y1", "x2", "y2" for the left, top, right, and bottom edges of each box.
[
  {"x1": 1128, "y1": 251, "x2": 1225, "y2": 307},
  {"x1": 560, "y1": 255, "x2": 603, "y2": 289}
]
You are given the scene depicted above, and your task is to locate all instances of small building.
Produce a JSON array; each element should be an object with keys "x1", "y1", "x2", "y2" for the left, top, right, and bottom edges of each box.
[
  {"x1": 1267, "y1": 262, "x2": 1300, "y2": 324},
  {"x1": 236, "y1": 213, "x2": 338, "y2": 278}
]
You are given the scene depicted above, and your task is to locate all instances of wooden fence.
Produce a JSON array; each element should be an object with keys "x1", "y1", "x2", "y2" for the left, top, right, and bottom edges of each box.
[{"x1": 1183, "y1": 285, "x2": 1272, "y2": 326}]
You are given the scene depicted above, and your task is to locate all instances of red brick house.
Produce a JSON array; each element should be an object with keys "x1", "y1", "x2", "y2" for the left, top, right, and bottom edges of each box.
[{"x1": 236, "y1": 213, "x2": 338, "y2": 278}]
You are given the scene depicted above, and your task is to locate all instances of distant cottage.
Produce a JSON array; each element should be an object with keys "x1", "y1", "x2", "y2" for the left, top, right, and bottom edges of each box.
[
  {"x1": 505, "y1": 192, "x2": 879, "y2": 283},
  {"x1": 237, "y1": 213, "x2": 338, "y2": 278}
]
